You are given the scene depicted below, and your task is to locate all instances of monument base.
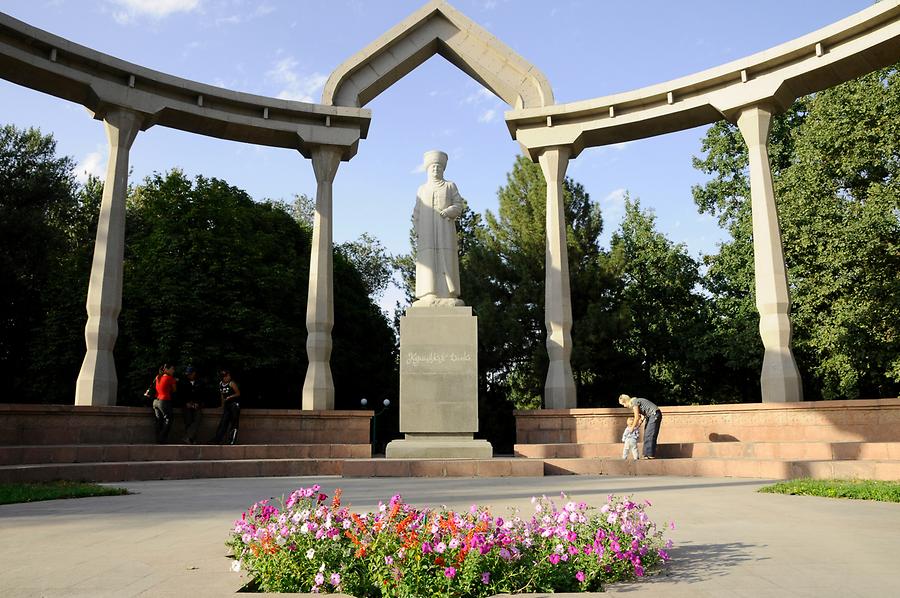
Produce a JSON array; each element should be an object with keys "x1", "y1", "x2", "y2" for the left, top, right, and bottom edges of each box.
[{"x1": 385, "y1": 434, "x2": 493, "y2": 459}]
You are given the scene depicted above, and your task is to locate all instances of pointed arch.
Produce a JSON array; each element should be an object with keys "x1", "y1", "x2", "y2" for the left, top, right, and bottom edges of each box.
[{"x1": 322, "y1": 0, "x2": 554, "y2": 110}]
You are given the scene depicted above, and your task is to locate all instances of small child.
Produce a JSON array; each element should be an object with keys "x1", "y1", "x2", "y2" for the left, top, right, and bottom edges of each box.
[{"x1": 622, "y1": 416, "x2": 640, "y2": 460}]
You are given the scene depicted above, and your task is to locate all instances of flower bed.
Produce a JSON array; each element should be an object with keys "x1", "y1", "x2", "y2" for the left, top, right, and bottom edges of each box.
[{"x1": 227, "y1": 484, "x2": 672, "y2": 596}]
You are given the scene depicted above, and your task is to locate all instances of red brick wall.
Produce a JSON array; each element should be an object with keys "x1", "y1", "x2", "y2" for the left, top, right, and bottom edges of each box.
[
  {"x1": 515, "y1": 399, "x2": 900, "y2": 445},
  {"x1": 0, "y1": 404, "x2": 371, "y2": 445}
]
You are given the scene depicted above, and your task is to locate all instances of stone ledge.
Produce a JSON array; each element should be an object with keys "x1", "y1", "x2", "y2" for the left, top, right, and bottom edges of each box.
[{"x1": 341, "y1": 458, "x2": 544, "y2": 478}]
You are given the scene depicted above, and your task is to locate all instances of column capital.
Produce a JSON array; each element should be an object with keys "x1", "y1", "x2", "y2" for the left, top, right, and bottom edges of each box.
[
  {"x1": 537, "y1": 145, "x2": 572, "y2": 183},
  {"x1": 310, "y1": 144, "x2": 343, "y2": 184},
  {"x1": 735, "y1": 104, "x2": 775, "y2": 149}
]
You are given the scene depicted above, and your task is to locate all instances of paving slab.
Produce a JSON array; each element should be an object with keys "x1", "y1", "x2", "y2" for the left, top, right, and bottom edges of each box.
[{"x1": 1, "y1": 475, "x2": 898, "y2": 596}]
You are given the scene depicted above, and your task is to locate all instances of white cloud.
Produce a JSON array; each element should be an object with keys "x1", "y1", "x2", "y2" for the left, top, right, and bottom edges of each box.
[
  {"x1": 215, "y1": 15, "x2": 241, "y2": 25},
  {"x1": 75, "y1": 149, "x2": 107, "y2": 184},
  {"x1": 109, "y1": 0, "x2": 200, "y2": 24},
  {"x1": 478, "y1": 109, "x2": 496, "y2": 123},
  {"x1": 464, "y1": 88, "x2": 495, "y2": 105},
  {"x1": 602, "y1": 188, "x2": 627, "y2": 205},
  {"x1": 266, "y1": 57, "x2": 327, "y2": 103}
]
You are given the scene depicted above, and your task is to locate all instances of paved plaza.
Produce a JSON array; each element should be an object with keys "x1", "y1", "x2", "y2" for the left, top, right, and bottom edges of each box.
[{"x1": 1, "y1": 474, "x2": 898, "y2": 597}]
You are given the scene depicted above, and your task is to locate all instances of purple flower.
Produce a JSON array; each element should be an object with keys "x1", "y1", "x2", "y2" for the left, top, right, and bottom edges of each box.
[
  {"x1": 330, "y1": 573, "x2": 341, "y2": 586},
  {"x1": 444, "y1": 566, "x2": 457, "y2": 579},
  {"x1": 481, "y1": 572, "x2": 490, "y2": 585},
  {"x1": 421, "y1": 542, "x2": 433, "y2": 554},
  {"x1": 314, "y1": 572, "x2": 324, "y2": 586},
  {"x1": 384, "y1": 555, "x2": 393, "y2": 565},
  {"x1": 635, "y1": 564, "x2": 645, "y2": 577},
  {"x1": 576, "y1": 570, "x2": 585, "y2": 582}
]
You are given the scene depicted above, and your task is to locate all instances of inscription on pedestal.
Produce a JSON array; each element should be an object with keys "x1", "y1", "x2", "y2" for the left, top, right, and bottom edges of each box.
[{"x1": 399, "y1": 308, "x2": 478, "y2": 434}]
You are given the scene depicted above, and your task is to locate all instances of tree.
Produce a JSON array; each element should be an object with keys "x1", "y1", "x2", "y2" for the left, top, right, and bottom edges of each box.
[
  {"x1": 117, "y1": 170, "x2": 399, "y2": 408},
  {"x1": 692, "y1": 64, "x2": 900, "y2": 400},
  {"x1": 0, "y1": 133, "x2": 399, "y2": 409},
  {"x1": 0, "y1": 125, "x2": 87, "y2": 403},
  {"x1": 609, "y1": 196, "x2": 723, "y2": 404},
  {"x1": 337, "y1": 233, "x2": 393, "y2": 301}
]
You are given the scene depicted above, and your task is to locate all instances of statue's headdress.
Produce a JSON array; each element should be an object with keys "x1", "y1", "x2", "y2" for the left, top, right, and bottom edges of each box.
[{"x1": 423, "y1": 150, "x2": 448, "y2": 168}]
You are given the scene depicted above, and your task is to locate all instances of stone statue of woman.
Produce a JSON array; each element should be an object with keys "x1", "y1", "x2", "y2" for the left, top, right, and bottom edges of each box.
[{"x1": 412, "y1": 150, "x2": 466, "y2": 307}]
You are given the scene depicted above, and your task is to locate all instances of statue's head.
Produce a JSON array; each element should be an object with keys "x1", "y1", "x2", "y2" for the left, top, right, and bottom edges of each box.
[{"x1": 423, "y1": 150, "x2": 448, "y2": 181}]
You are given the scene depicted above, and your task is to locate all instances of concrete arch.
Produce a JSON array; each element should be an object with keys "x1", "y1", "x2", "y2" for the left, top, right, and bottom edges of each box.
[{"x1": 322, "y1": 0, "x2": 554, "y2": 110}]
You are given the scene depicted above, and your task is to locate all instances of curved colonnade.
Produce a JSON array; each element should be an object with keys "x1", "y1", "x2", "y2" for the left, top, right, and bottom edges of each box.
[{"x1": 1, "y1": 0, "x2": 898, "y2": 410}]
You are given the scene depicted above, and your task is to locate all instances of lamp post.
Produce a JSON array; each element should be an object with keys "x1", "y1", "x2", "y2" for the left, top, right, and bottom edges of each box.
[{"x1": 360, "y1": 398, "x2": 391, "y2": 454}]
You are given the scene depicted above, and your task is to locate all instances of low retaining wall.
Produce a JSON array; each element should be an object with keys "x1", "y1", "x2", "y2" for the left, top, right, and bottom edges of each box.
[
  {"x1": 515, "y1": 398, "x2": 900, "y2": 445},
  {"x1": 0, "y1": 404, "x2": 371, "y2": 446}
]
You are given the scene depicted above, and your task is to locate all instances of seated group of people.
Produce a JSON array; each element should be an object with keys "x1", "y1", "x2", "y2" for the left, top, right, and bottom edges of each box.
[{"x1": 147, "y1": 365, "x2": 242, "y2": 445}]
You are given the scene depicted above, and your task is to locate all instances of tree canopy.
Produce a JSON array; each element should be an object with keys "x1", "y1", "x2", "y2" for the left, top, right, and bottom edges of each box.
[{"x1": 0, "y1": 130, "x2": 397, "y2": 409}]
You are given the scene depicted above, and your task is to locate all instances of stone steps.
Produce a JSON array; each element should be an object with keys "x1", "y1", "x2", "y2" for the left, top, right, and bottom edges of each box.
[
  {"x1": 541, "y1": 457, "x2": 900, "y2": 480},
  {"x1": 516, "y1": 441, "x2": 900, "y2": 461},
  {"x1": 0, "y1": 458, "x2": 346, "y2": 484},
  {"x1": 341, "y1": 458, "x2": 543, "y2": 478},
  {"x1": 0, "y1": 443, "x2": 370, "y2": 466}
]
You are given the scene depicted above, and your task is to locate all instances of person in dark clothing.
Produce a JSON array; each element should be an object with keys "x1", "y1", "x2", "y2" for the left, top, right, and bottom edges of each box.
[
  {"x1": 153, "y1": 364, "x2": 177, "y2": 443},
  {"x1": 179, "y1": 366, "x2": 204, "y2": 444},
  {"x1": 212, "y1": 369, "x2": 241, "y2": 444},
  {"x1": 618, "y1": 394, "x2": 663, "y2": 459}
]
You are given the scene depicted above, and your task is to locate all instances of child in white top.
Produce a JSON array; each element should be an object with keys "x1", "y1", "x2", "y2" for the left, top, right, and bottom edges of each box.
[{"x1": 622, "y1": 416, "x2": 640, "y2": 460}]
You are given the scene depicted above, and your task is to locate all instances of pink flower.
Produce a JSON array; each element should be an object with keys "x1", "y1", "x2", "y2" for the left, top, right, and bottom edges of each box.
[
  {"x1": 576, "y1": 570, "x2": 585, "y2": 582},
  {"x1": 549, "y1": 554, "x2": 560, "y2": 565},
  {"x1": 314, "y1": 572, "x2": 324, "y2": 586},
  {"x1": 481, "y1": 572, "x2": 490, "y2": 584},
  {"x1": 444, "y1": 566, "x2": 457, "y2": 579},
  {"x1": 330, "y1": 573, "x2": 341, "y2": 586},
  {"x1": 421, "y1": 542, "x2": 433, "y2": 554}
]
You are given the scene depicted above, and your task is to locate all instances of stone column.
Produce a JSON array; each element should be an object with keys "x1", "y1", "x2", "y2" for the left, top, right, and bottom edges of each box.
[
  {"x1": 302, "y1": 145, "x2": 342, "y2": 410},
  {"x1": 736, "y1": 104, "x2": 803, "y2": 402},
  {"x1": 75, "y1": 108, "x2": 143, "y2": 406},
  {"x1": 538, "y1": 146, "x2": 577, "y2": 409}
]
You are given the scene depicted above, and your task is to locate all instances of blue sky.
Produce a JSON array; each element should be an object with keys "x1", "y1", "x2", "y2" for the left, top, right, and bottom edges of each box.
[{"x1": 0, "y1": 0, "x2": 874, "y2": 309}]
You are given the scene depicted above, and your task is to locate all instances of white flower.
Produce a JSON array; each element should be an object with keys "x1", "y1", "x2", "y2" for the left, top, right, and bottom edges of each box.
[
  {"x1": 230, "y1": 560, "x2": 241, "y2": 572},
  {"x1": 300, "y1": 523, "x2": 310, "y2": 534},
  {"x1": 306, "y1": 548, "x2": 316, "y2": 560}
]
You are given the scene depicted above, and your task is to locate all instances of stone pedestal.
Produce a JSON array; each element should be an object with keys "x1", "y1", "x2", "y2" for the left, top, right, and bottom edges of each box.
[{"x1": 386, "y1": 305, "x2": 492, "y2": 459}]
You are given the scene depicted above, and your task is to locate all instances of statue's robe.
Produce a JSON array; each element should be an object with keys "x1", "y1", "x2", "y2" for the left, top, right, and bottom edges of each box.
[{"x1": 413, "y1": 179, "x2": 464, "y2": 302}]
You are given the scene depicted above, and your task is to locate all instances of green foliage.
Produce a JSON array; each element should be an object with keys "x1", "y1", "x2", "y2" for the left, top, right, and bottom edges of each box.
[
  {"x1": 692, "y1": 64, "x2": 900, "y2": 400},
  {"x1": 0, "y1": 125, "x2": 93, "y2": 404},
  {"x1": 758, "y1": 479, "x2": 900, "y2": 503},
  {"x1": 0, "y1": 481, "x2": 129, "y2": 505},
  {"x1": 0, "y1": 125, "x2": 397, "y2": 409},
  {"x1": 338, "y1": 232, "x2": 394, "y2": 300},
  {"x1": 116, "y1": 170, "x2": 397, "y2": 408},
  {"x1": 610, "y1": 197, "x2": 724, "y2": 403}
]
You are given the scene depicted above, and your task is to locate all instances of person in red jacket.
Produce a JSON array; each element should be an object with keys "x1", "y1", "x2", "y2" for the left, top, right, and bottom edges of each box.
[{"x1": 153, "y1": 363, "x2": 177, "y2": 443}]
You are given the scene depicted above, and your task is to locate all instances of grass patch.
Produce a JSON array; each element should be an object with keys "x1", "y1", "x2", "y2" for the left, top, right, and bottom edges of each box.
[
  {"x1": 759, "y1": 478, "x2": 900, "y2": 503},
  {"x1": 0, "y1": 481, "x2": 129, "y2": 505}
]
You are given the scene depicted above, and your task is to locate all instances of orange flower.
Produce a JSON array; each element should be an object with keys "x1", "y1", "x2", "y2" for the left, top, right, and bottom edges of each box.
[
  {"x1": 351, "y1": 513, "x2": 368, "y2": 533},
  {"x1": 332, "y1": 488, "x2": 343, "y2": 508},
  {"x1": 355, "y1": 546, "x2": 367, "y2": 558},
  {"x1": 387, "y1": 501, "x2": 401, "y2": 522}
]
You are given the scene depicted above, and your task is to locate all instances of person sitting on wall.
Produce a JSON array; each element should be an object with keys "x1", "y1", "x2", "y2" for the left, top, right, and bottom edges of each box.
[
  {"x1": 212, "y1": 369, "x2": 241, "y2": 445},
  {"x1": 179, "y1": 366, "x2": 204, "y2": 444},
  {"x1": 153, "y1": 363, "x2": 177, "y2": 444},
  {"x1": 618, "y1": 394, "x2": 662, "y2": 459}
]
